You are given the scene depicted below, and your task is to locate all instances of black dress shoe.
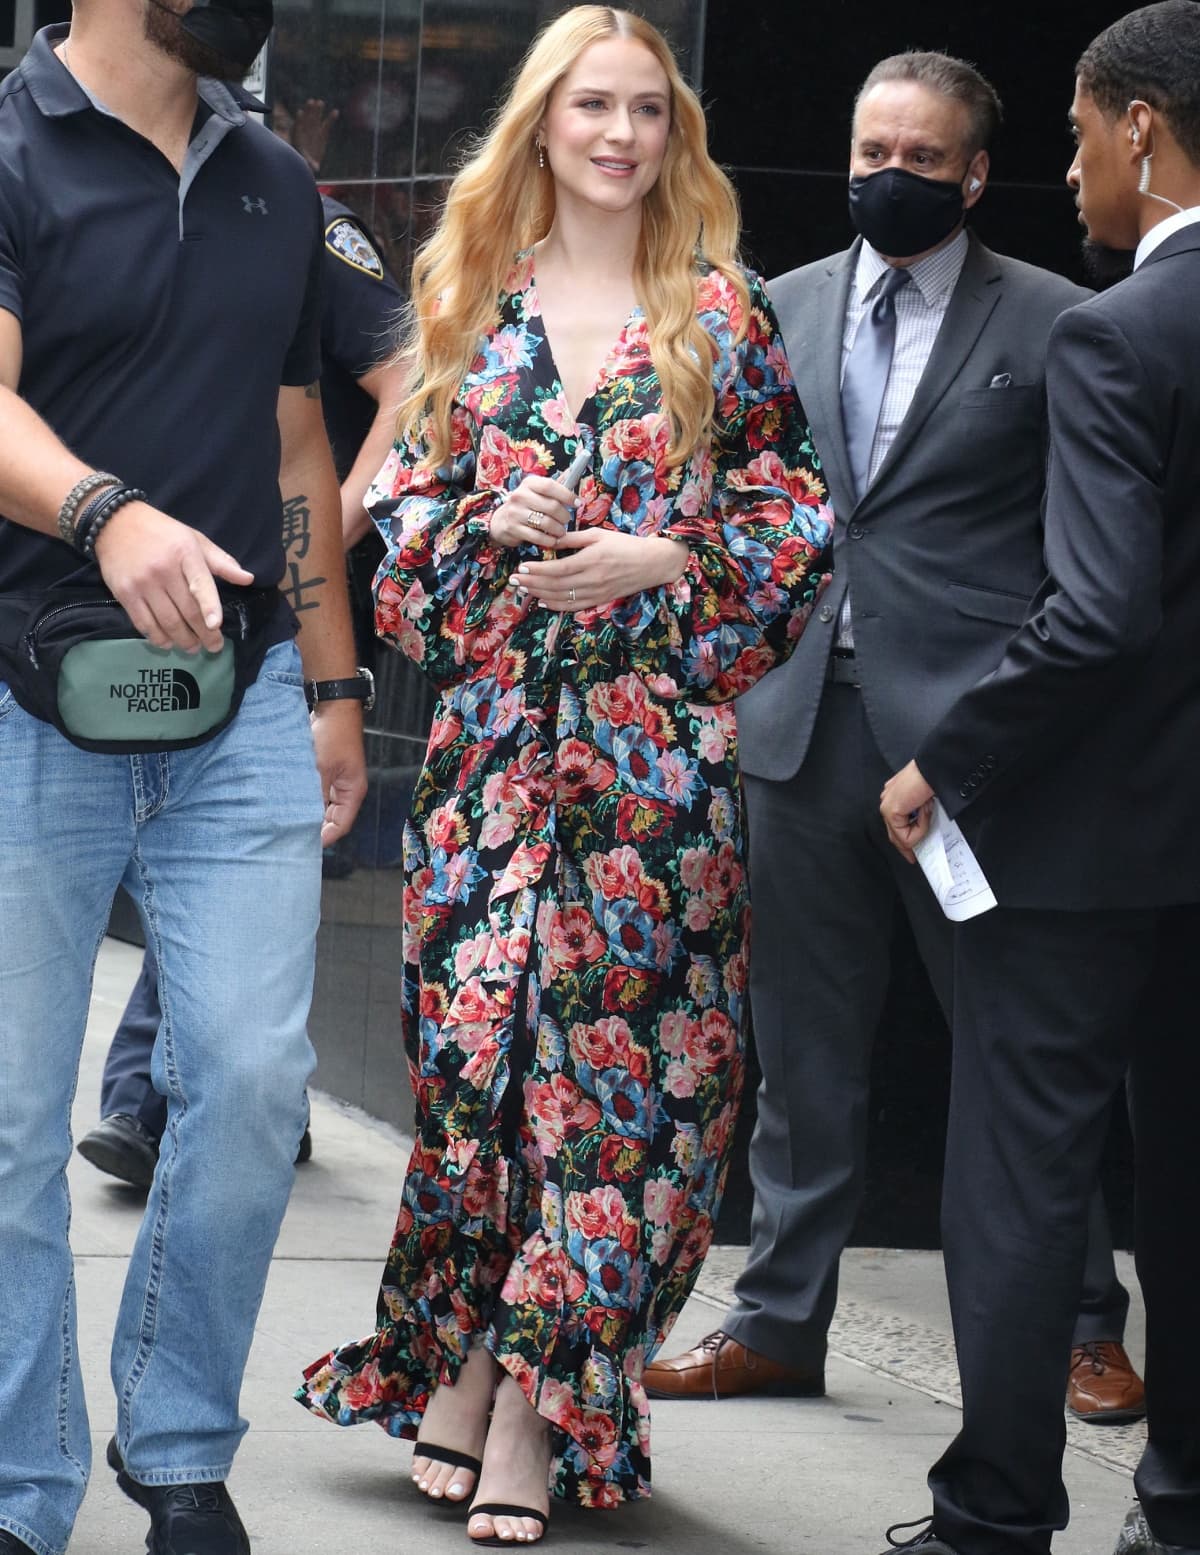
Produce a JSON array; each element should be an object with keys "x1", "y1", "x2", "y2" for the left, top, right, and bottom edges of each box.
[
  {"x1": 76, "y1": 1114, "x2": 160, "y2": 1188},
  {"x1": 295, "y1": 1126, "x2": 313, "y2": 1165},
  {"x1": 107, "y1": 1438, "x2": 250, "y2": 1554}
]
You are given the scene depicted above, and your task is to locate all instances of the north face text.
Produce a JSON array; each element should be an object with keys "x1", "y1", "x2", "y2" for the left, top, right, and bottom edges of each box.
[{"x1": 109, "y1": 667, "x2": 201, "y2": 713}]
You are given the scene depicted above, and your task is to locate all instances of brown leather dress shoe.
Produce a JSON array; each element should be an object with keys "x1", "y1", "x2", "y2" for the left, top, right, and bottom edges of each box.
[
  {"x1": 643, "y1": 1330, "x2": 825, "y2": 1400},
  {"x1": 1068, "y1": 1341, "x2": 1146, "y2": 1423}
]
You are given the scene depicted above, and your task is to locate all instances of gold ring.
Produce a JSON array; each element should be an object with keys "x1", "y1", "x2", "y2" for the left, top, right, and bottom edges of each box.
[
  {"x1": 528, "y1": 509, "x2": 544, "y2": 532},
  {"x1": 568, "y1": 587, "x2": 577, "y2": 604}
]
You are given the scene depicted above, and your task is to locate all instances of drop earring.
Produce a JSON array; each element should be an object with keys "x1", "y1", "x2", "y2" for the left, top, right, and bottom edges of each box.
[{"x1": 536, "y1": 140, "x2": 545, "y2": 170}]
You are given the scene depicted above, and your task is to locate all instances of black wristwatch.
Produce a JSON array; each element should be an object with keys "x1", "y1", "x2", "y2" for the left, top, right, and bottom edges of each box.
[{"x1": 305, "y1": 666, "x2": 375, "y2": 713}]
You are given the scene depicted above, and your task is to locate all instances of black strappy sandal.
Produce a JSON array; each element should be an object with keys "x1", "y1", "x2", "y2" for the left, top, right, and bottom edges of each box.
[
  {"x1": 467, "y1": 1502, "x2": 549, "y2": 1546},
  {"x1": 412, "y1": 1442, "x2": 484, "y2": 1505}
]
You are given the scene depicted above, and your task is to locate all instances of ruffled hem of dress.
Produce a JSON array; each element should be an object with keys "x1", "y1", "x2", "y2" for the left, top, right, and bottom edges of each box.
[{"x1": 294, "y1": 1237, "x2": 653, "y2": 1505}]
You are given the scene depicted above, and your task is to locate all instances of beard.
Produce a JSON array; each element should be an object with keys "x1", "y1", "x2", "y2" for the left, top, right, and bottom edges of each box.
[
  {"x1": 143, "y1": 0, "x2": 248, "y2": 80},
  {"x1": 1080, "y1": 239, "x2": 1136, "y2": 290}
]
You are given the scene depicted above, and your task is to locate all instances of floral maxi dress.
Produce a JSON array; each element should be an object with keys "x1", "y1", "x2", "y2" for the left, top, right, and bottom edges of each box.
[{"x1": 297, "y1": 257, "x2": 831, "y2": 1506}]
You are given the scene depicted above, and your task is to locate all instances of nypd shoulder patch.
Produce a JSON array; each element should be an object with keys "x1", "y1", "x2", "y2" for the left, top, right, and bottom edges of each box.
[{"x1": 325, "y1": 218, "x2": 385, "y2": 279}]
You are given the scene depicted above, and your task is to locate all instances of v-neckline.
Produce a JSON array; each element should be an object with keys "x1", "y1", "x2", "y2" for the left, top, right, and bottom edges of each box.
[{"x1": 527, "y1": 273, "x2": 642, "y2": 427}]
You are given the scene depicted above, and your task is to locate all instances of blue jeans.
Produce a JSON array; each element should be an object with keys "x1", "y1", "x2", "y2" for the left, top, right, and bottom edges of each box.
[{"x1": 0, "y1": 641, "x2": 323, "y2": 1555}]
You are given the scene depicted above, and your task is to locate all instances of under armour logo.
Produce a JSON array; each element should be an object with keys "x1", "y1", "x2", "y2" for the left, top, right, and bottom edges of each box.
[{"x1": 241, "y1": 195, "x2": 268, "y2": 215}]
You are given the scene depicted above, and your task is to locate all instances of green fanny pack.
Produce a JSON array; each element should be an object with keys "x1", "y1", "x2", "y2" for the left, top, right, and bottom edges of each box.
[{"x1": 0, "y1": 587, "x2": 285, "y2": 754}]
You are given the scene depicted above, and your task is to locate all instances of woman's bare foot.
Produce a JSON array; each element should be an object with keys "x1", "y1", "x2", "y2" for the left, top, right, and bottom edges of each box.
[
  {"x1": 413, "y1": 1343, "x2": 498, "y2": 1503},
  {"x1": 468, "y1": 1375, "x2": 552, "y2": 1544}
]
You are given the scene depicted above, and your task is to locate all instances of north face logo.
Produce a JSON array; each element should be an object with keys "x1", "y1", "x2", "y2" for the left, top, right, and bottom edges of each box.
[
  {"x1": 109, "y1": 668, "x2": 201, "y2": 713},
  {"x1": 166, "y1": 668, "x2": 200, "y2": 709}
]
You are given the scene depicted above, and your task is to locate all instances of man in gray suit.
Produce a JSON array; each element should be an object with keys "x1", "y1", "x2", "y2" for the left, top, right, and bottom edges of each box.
[{"x1": 644, "y1": 49, "x2": 1142, "y2": 1423}]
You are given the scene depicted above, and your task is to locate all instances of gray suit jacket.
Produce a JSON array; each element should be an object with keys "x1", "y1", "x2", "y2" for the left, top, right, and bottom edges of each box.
[{"x1": 736, "y1": 233, "x2": 1089, "y2": 780}]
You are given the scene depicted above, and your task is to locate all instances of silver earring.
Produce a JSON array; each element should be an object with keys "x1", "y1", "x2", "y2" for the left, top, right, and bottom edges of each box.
[
  {"x1": 537, "y1": 141, "x2": 545, "y2": 169},
  {"x1": 1138, "y1": 153, "x2": 1153, "y2": 194}
]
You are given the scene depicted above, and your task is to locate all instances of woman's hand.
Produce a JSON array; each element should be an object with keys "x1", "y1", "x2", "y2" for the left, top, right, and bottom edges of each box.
[
  {"x1": 510, "y1": 529, "x2": 688, "y2": 611},
  {"x1": 487, "y1": 475, "x2": 578, "y2": 550}
]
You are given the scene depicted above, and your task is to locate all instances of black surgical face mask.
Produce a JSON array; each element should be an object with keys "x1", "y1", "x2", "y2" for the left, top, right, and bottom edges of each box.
[
  {"x1": 848, "y1": 166, "x2": 967, "y2": 259},
  {"x1": 147, "y1": 0, "x2": 273, "y2": 78}
]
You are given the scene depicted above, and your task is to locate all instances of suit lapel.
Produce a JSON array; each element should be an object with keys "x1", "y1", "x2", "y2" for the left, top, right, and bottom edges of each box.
[
  {"x1": 859, "y1": 235, "x2": 1003, "y2": 512},
  {"x1": 787, "y1": 245, "x2": 857, "y2": 515}
]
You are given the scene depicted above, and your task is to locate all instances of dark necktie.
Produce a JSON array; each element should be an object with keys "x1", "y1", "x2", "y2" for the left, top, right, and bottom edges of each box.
[{"x1": 841, "y1": 265, "x2": 912, "y2": 501}]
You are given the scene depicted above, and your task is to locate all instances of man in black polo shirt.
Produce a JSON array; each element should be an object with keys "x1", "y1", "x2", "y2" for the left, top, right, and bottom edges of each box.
[
  {"x1": 0, "y1": 3, "x2": 367, "y2": 1552},
  {"x1": 76, "y1": 190, "x2": 406, "y2": 1188}
]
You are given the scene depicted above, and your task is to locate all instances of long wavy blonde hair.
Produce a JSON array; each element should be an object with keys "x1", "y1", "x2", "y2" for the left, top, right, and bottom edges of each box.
[{"x1": 398, "y1": 4, "x2": 748, "y2": 471}]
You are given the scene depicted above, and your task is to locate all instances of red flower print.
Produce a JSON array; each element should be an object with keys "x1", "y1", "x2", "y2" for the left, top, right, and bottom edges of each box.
[
  {"x1": 570, "y1": 1016, "x2": 631, "y2": 1071},
  {"x1": 477, "y1": 425, "x2": 516, "y2": 490},
  {"x1": 555, "y1": 738, "x2": 618, "y2": 799},
  {"x1": 615, "y1": 796, "x2": 673, "y2": 842},
  {"x1": 600, "y1": 966, "x2": 656, "y2": 1013},
  {"x1": 569, "y1": 1406, "x2": 620, "y2": 1468},
  {"x1": 702, "y1": 840, "x2": 744, "y2": 906},
  {"x1": 425, "y1": 802, "x2": 465, "y2": 851},
  {"x1": 419, "y1": 982, "x2": 448, "y2": 1021},
  {"x1": 683, "y1": 1009, "x2": 736, "y2": 1075},
  {"x1": 584, "y1": 845, "x2": 644, "y2": 902},
  {"x1": 598, "y1": 1133, "x2": 646, "y2": 1182},
  {"x1": 566, "y1": 1183, "x2": 635, "y2": 1245}
]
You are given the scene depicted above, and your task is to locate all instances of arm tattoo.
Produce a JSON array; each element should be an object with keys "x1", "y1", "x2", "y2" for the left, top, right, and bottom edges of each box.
[
  {"x1": 282, "y1": 493, "x2": 312, "y2": 559},
  {"x1": 280, "y1": 491, "x2": 326, "y2": 611},
  {"x1": 304, "y1": 380, "x2": 322, "y2": 400},
  {"x1": 281, "y1": 561, "x2": 327, "y2": 612}
]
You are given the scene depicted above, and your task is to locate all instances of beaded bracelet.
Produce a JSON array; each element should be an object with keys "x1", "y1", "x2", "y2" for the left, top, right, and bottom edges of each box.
[
  {"x1": 56, "y1": 471, "x2": 121, "y2": 546},
  {"x1": 74, "y1": 485, "x2": 148, "y2": 558},
  {"x1": 71, "y1": 483, "x2": 125, "y2": 550}
]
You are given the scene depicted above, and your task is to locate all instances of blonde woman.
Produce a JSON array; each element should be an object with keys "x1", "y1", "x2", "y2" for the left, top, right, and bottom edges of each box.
[{"x1": 298, "y1": 6, "x2": 831, "y2": 1543}]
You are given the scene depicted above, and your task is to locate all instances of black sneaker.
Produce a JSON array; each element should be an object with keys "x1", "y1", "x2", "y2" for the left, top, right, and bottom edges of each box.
[
  {"x1": 76, "y1": 1114, "x2": 160, "y2": 1188},
  {"x1": 107, "y1": 1437, "x2": 250, "y2": 1555},
  {"x1": 1113, "y1": 1503, "x2": 1200, "y2": 1554}
]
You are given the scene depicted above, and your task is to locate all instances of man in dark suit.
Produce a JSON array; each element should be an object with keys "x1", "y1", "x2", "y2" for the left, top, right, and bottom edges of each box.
[
  {"x1": 878, "y1": 6, "x2": 1200, "y2": 1552},
  {"x1": 645, "y1": 51, "x2": 1141, "y2": 1428}
]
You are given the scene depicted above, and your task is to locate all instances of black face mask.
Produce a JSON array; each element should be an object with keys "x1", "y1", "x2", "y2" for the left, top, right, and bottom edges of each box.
[
  {"x1": 848, "y1": 166, "x2": 966, "y2": 259},
  {"x1": 148, "y1": 0, "x2": 273, "y2": 77},
  {"x1": 182, "y1": 0, "x2": 272, "y2": 72}
]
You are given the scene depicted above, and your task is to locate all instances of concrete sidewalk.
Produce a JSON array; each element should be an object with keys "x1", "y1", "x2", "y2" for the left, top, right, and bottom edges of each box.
[{"x1": 63, "y1": 939, "x2": 1141, "y2": 1554}]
